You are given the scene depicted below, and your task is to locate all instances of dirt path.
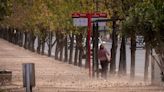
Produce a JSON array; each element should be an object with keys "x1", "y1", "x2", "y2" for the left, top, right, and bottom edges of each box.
[{"x1": 0, "y1": 39, "x2": 163, "y2": 92}]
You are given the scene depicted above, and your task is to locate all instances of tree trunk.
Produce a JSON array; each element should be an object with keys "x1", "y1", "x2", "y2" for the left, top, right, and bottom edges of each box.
[
  {"x1": 130, "y1": 34, "x2": 136, "y2": 80},
  {"x1": 0, "y1": 29, "x2": 1, "y2": 37},
  {"x1": 55, "y1": 31, "x2": 64, "y2": 61},
  {"x1": 27, "y1": 31, "x2": 35, "y2": 52},
  {"x1": 20, "y1": 31, "x2": 23, "y2": 46},
  {"x1": 144, "y1": 42, "x2": 150, "y2": 81},
  {"x1": 118, "y1": 36, "x2": 127, "y2": 76},
  {"x1": 64, "y1": 36, "x2": 68, "y2": 62},
  {"x1": 92, "y1": 23, "x2": 99, "y2": 77},
  {"x1": 11, "y1": 29, "x2": 14, "y2": 43},
  {"x1": 18, "y1": 31, "x2": 23, "y2": 47},
  {"x1": 78, "y1": 48, "x2": 83, "y2": 67},
  {"x1": 37, "y1": 37, "x2": 41, "y2": 54},
  {"x1": 41, "y1": 40, "x2": 45, "y2": 55},
  {"x1": 3, "y1": 28, "x2": 6, "y2": 40},
  {"x1": 78, "y1": 34, "x2": 83, "y2": 67},
  {"x1": 8, "y1": 29, "x2": 12, "y2": 42},
  {"x1": 74, "y1": 44, "x2": 78, "y2": 66},
  {"x1": 10, "y1": 29, "x2": 14, "y2": 43},
  {"x1": 92, "y1": 28, "x2": 95, "y2": 77},
  {"x1": 59, "y1": 38, "x2": 64, "y2": 61},
  {"x1": 17, "y1": 31, "x2": 21, "y2": 46},
  {"x1": 55, "y1": 40, "x2": 59, "y2": 59},
  {"x1": 24, "y1": 32, "x2": 28, "y2": 49},
  {"x1": 55, "y1": 37, "x2": 60, "y2": 60},
  {"x1": 14, "y1": 30, "x2": 18, "y2": 45},
  {"x1": 69, "y1": 34, "x2": 74, "y2": 64},
  {"x1": 27, "y1": 32, "x2": 31, "y2": 50},
  {"x1": 16, "y1": 30, "x2": 19, "y2": 45},
  {"x1": 31, "y1": 34, "x2": 36, "y2": 52},
  {"x1": 55, "y1": 32, "x2": 61, "y2": 60},
  {"x1": 48, "y1": 31, "x2": 52, "y2": 57},
  {"x1": 0, "y1": 28, "x2": 2, "y2": 38},
  {"x1": 59, "y1": 45, "x2": 63, "y2": 61},
  {"x1": 151, "y1": 51, "x2": 155, "y2": 84},
  {"x1": 85, "y1": 36, "x2": 88, "y2": 68},
  {"x1": 110, "y1": 20, "x2": 118, "y2": 74},
  {"x1": 74, "y1": 35, "x2": 80, "y2": 66}
]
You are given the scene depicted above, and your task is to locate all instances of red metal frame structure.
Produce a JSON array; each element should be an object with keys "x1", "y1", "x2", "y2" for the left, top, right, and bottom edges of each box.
[{"x1": 72, "y1": 12, "x2": 107, "y2": 77}]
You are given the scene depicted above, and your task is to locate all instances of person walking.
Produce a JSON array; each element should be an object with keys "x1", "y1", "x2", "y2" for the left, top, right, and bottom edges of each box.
[{"x1": 98, "y1": 44, "x2": 111, "y2": 79}]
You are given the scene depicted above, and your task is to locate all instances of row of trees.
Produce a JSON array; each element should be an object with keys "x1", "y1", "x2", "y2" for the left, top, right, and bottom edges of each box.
[
  {"x1": 0, "y1": 0, "x2": 163, "y2": 81},
  {"x1": 0, "y1": 0, "x2": 90, "y2": 66},
  {"x1": 122, "y1": 0, "x2": 164, "y2": 81}
]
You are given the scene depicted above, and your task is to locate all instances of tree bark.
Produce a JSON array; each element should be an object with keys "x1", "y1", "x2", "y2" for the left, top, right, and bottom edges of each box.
[
  {"x1": 69, "y1": 34, "x2": 74, "y2": 64},
  {"x1": 0, "y1": 28, "x2": 2, "y2": 38},
  {"x1": 59, "y1": 37, "x2": 64, "y2": 61},
  {"x1": 14, "y1": 29, "x2": 18, "y2": 45},
  {"x1": 59, "y1": 44, "x2": 63, "y2": 61},
  {"x1": 85, "y1": 36, "x2": 88, "y2": 68},
  {"x1": 27, "y1": 32, "x2": 31, "y2": 50},
  {"x1": 55, "y1": 40, "x2": 59, "y2": 59},
  {"x1": 151, "y1": 52, "x2": 155, "y2": 84},
  {"x1": 20, "y1": 31, "x2": 23, "y2": 46},
  {"x1": 64, "y1": 36, "x2": 68, "y2": 62},
  {"x1": 74, "y1": 45, "x2": 78, "y2": 66},
  {"x1": 31, "y1": 33, "x2": 36, "y2": 52},
  {"x1": 110, "y1": 20, "x2": 118, "y2": 74},
  {"x1": 78, "y1": 34, "x2": 83, "y2": 67},
  {"x1": 48, "y1": 31, "x2": 52, "y2": 57},
  {"x1": 41, "y1": 40, "x2": 45, "y2": 55},
  {"x1": 8, "y1": 28, "x2": 12, "y2": 42},
  {"x1": 37, "y1": 37, "x2": 41, "y2": 54},
  {"x1": 18, "y1": 31, "x2": 23, "y2": 47},
  {"x1": 55, "y1": 32, "x2": 62, "y2": 60},
  {"x1": 41, "y1": 31, "x2": 47, "y2": 55},
  {"x1": 24, "y1": 31, "x2": 28, "y2": 49},
  {"x1": 27, "y1": 31, "x2": 35, "y2": 52},
  {"x1": 144, "y1": 42, "x2": 150, "y2": 81},
  {"x1": 78, "y1": 48, "x2": 83, "y2": 67},
  {"x1": 74, "y1": 34, "x2": 81, "y2": 66},
  {"x1": 59, "y1": 32, "x2": 64, "y2": 61},
  {"x1": 74, "y1": 35, "x2": 78, "y2": 65},
  {"x1": 12, "y1": 29, "x2": 15, "y2": 44},
  {"x1": 130, "y1": 34, "x2": 136, "y2": 80},
  {"x1": 118, "y1": 36, "x2": 127, "y2": 76}
]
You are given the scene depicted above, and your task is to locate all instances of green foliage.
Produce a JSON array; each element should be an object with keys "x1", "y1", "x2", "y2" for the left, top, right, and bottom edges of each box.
[
  {"x1": 102, "y1": 0, "x2": 142, "y2": 36},
  {"x1": 0, "y1": 0, "x2": 12, "y2": 21},
  {"x1": 122, "y1": 0, "x2": 164, "y2": 48},
  {"x1": 0, "y1": 0, "x2": 111, "y2": 34}
]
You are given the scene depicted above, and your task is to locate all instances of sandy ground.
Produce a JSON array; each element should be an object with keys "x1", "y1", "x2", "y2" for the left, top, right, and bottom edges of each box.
[{"x1": 0, "y1": 39, "x2": 164, "y2": 92}]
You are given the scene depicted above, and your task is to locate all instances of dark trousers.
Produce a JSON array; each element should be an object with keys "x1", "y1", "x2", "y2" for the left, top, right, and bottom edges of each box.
[{"x1": 100, "y1": 60, "x2": 108, "y2": 79}]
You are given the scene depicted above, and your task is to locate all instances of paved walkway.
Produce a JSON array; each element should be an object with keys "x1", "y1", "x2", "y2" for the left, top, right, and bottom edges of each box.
[
  {"x1": 0, "y1": 39, "x2": 89, "y2": 86},
  {"x1": 0, "y1": 39, "x2": 164, "y2": 92}
]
